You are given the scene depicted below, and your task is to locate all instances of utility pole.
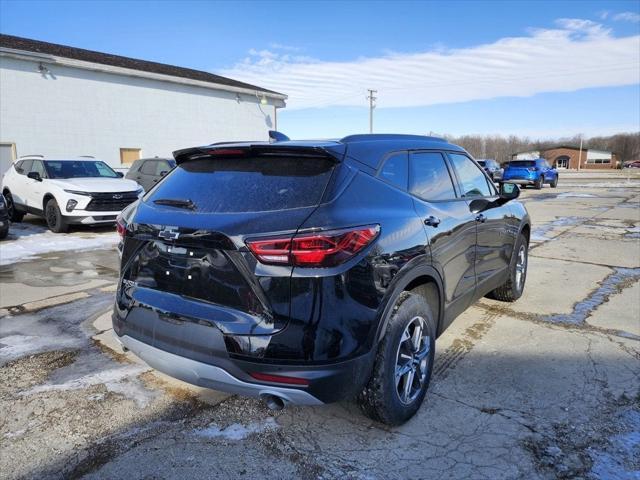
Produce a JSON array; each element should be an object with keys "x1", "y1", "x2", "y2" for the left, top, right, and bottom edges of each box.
[
  {"x1": 577, "y1": 136, "x2": 583, "y2": 171},
  {"x1": 367, "y1": 89, "x2": 377, "y2": 133}
]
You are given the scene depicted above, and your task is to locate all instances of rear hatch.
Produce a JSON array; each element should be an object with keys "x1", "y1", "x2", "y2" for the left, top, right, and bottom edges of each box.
[
  {"x1": 505, "y1": 161, "x2": 536, "y2": 178},
  {"x1": 118, "y1": 145, "x2": 341, "y2": 340}
]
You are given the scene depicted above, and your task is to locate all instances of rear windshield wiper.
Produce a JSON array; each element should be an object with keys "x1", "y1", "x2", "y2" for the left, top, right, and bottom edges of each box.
[{"x1": 153, "y1": 198, "x2": 197, "y2": 210}]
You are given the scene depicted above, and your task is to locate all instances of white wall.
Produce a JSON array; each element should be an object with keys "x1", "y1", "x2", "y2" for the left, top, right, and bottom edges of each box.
[
  {"x1": 515, "y1": 151, "x2": 540, "y2": 160},
  {"x1": 586, "y1": 149, "x2": 612, "y2": 160},
  {"x1": 0, "y1": 56, "x2": 280, "y2": 168}
]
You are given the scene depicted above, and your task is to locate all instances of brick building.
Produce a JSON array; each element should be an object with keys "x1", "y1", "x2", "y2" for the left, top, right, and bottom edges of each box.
[{"x1": 512, "y1": 146, "x2": 618, "y2": 170}]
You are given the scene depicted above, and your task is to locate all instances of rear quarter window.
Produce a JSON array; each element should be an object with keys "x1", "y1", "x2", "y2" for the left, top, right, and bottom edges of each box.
[{"x1": 147, "y1": 156, "x2": 335, "y2": 213}]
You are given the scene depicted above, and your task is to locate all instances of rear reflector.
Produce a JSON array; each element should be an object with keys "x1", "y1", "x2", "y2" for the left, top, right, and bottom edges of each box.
[
  {"x1": 249, "y1": 372, "x2": 310, "y2": 386},
  {"x1": 246, "y1": 225, "x2": 380, "y2": 268}
]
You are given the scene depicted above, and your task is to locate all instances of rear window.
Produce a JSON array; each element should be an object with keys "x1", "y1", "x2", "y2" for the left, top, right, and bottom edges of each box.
[
  {"x1": 147, "y1": 156, "x2": 335, "y2": 213},
  {"x1": 508, "y1": 161, "x2": 536, "y2": 168}
]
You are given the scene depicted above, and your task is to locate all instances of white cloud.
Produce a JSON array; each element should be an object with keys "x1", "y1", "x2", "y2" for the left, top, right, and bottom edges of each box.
[
  {"x1": 612, "y1": 11, "x2": 640, "y2": 22},
  {"x1": 220, "y1": 18, "x2": 640, "y2": 110}
]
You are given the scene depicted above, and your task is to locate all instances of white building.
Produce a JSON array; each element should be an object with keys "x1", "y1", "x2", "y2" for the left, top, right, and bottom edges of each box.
[{"x1": 0, "y1": 34, "x2": 287, "y2": 174}]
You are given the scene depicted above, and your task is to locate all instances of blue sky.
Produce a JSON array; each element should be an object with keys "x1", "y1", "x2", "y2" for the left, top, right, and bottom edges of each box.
[{"x1": 1, "y1": 0, "x2": 639, "y2": 139}]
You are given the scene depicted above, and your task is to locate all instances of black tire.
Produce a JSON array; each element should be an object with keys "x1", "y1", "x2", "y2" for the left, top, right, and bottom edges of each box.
[
  {"x1": 3, "y1": 191, "x2": 24, "y2": 222},
  {"x1": 0, "y1": 224, "x2": 8, "y2": 240},
  {"x1": 534, "y1": 176, "x2": 543, "y2": 190},
  {"x1": 550, "y1": 175, "x2": 558, "y2": 188},
  {"x1": 45, "y1": 199, "x2": 69, "y2": 233},
  {"x1": 358, "y1": 291, "x2": 436, "y2": 425},
  {"x1": 489, "y1": 233, "x2": 528, "y2": 302}
]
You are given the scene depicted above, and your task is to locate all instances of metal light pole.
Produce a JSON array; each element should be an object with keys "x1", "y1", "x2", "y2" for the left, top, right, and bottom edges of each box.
[
  {"x1": 367, "y1": 89, "x2": 377, "y2": 133},
  {"x1": 577, "y1": 136, "x2": 583, "y2": 171}
]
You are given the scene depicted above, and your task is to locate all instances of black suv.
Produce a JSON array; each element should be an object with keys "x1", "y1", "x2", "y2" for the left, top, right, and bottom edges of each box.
[
  {"x1": 113, "y1": 133, "x2": 530, "y2": 425},
  {"x1": 476, "y1": 159, "x2": 503, "y2": 181}
]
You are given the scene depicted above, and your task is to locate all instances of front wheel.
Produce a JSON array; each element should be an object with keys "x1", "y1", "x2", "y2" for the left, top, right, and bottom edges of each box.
[
  {"x1": 3, "y1": 192, "x2": 24, "y2": 222},
  {"x1": 489, "y1": 233, "x2": 528, "y2": 302},
  {"x1": 550, "y1": 175, "x2": 558, "y2": 188},
  {"x1": 358, "y1": 291, "x2": 436, "y2": 425},
  {"x1": 45, "y1": 199, "x2": 69, "y2": 233}
]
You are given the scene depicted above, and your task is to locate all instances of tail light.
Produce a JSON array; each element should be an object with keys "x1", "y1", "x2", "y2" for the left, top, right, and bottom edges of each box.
[
  {"x1": 116, "y1": 216, "x2": 128, "y2": 240},
  {"x1": 246, "y1": 225, "x2": 380, "y2": 268}
]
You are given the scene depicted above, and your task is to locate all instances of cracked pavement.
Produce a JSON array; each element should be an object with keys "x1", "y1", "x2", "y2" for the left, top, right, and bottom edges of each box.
[{"x1": 1, "y1": 173, "x2": 639, "y2": 479}]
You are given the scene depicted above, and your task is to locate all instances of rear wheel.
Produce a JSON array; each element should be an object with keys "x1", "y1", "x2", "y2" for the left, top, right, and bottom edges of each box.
[
  {"x1": 358, "y1": 291, "x2": 436, "y2": 425},
  {"x1": 45, "y1": 199, "x2": 69, "y2": 233},
  {"x1": 0, "y1": 223, "x2": 8, "y2": 239},
  {"x1": 534, "y1": 176, "x2": 543, "y2": 190},
  {"x1": 489, "y1": 233, "x2": 528, "y2": 302},
  {"x1": 550, "y1": 175, "x2": 558, "y2": 188},
  {"x1": 3, "y1": 191, "x2": 24, "y2": 222}
]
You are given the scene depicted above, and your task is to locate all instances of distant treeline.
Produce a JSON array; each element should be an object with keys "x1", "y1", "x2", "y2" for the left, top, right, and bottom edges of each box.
[{"x1": 443, "y1": 132, "x2": 640, "y2": 165}]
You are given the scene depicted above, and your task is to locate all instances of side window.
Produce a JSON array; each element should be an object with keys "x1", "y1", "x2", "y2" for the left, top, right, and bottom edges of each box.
[
  {"x1": 448, "y1": 153, "x2": 492, "y2": 197},
  {"x1": 409, "y1": 151, "x2": 457, "y2": 200},
  {"x1": 16, "y1": 160, "x2": 32, "y2": 175},
  {"x1": 378, "y1": 152, "x2": 408, "y2": 190},
  {"x1": 140, "y1": 161, "x2": 157, "y2": 175},
  {"x1": 31, "y1": 160, "x2": 46, "y2": 178},
  {"x1": 156, "y1": 160, "x2": 172, "y2": 175}
]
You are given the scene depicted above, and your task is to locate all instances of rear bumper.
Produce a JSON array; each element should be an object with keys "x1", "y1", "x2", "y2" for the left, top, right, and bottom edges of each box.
[
  {"x1": 117, "y1": 334, "x2": 326, "y2": 405},
  {"x1": 502, "y1": 178, "x2": 535, "y2": 185}
]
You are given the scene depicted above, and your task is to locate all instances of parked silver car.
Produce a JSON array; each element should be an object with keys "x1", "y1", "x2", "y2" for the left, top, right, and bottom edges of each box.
[{"x1": 125, "y1": 157, "x2": 175, "y2": 191}]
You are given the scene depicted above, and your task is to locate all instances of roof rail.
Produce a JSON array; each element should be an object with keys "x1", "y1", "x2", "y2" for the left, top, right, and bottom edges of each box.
[
  {"x1": 18, "y1": 154, "x2": 44, "y2": 158},
  {"x1": 78, "y1": 155, "x2": 95, "y2": 158},
  {"x1": 340, "y1": 134, "x2": 447, "y2": 143}
]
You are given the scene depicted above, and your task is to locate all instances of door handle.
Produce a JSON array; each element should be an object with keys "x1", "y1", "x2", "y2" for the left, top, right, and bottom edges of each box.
[
  {"x1": 475, "y1": 214, "x2": 487, "y2": 223},
  {"x1": 424, "y1": 216, "x2": 441, "y2": 227}
]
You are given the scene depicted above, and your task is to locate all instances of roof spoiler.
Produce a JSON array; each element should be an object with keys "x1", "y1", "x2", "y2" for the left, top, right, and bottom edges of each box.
[{"x1": 172, "y1": 143, "x2": 346, "y2": 165}]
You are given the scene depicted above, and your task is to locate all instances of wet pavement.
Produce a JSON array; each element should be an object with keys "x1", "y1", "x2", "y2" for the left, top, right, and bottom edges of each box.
[{"x1": 0, "y1": 174, "x2": 639, "y2": 479}]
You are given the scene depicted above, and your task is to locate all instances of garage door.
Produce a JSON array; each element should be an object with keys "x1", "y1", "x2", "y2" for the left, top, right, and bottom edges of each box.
[{"x1": 0, "y1": 143, "x2": 16, "y2": 178}]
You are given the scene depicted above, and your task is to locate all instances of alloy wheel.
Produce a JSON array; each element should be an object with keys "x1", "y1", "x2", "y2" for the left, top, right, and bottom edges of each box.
[
  {"x1": 394, "y1": 316, "x2": 431, "y2": 405},
  {"x1": 515, "y1": 244, "x2": 527, "y2": 290}
]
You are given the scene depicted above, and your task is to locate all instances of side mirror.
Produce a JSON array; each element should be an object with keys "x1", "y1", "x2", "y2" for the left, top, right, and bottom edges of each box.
[
  {"x1": 469, "y1": 198, "x2": 491, "y2": 214},
  {"x1": 499, "y1": 182, "x2": 520, "y2": 200},
  {"x1": 27, "y1": 171, "x2": 42, "y2": 182},
  {"x1": 160, "y1": 170, "x2": 168, "y2": 177},
  {"x1": 116, "y1": 172, "x2": 124, "y2": 178}
]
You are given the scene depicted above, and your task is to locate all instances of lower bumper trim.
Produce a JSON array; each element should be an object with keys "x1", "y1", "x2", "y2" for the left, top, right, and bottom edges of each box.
[{"x1": 118, "y1": 335, "x2": 324, "y2": 406}]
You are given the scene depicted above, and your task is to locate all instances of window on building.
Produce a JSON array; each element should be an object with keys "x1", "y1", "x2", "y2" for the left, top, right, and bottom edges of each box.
[
  {"x1": 378, "y1": 152, "x2": 408, "y2": 190},
  {"x1": 409, "y1": 151, "x2": 457, "y2": 200},
  {"x1": 120, "y1": 148, "x2": 141, "y2": 165}
]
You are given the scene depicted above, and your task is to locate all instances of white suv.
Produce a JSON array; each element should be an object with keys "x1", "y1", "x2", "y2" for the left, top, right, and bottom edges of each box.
[{"x1": 2, "y1": 156, "x2": 143, "y2": 233}]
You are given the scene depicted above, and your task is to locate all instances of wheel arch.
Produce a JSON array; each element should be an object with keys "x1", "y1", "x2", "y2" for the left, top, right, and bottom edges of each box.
[
  {"x1": 42, "y1": 193, "x2": 56, "y2": 210},
  {"x1": 375, "y1": 265, "x2": 445, "y2": 343}
]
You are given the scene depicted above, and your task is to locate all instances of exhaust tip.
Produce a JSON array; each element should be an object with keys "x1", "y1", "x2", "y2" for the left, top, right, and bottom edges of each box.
[{"x1": 261, "y1": 394, "x2": 285, "y2": 411}]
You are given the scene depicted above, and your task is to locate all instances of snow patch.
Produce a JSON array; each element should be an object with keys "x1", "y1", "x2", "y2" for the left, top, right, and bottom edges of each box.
[
  {"x1": 0, "y1": 223, "x2": 118, "y2": 265},
  {"x1": 194, "y1": 417, "x2": 279, "y2": 440},
  {"x1": 556, "y1": 192, "x2": 596, "y2": 198},
  {"x1": 20, "y1": 364, "x2": 149, "y2": 396}
]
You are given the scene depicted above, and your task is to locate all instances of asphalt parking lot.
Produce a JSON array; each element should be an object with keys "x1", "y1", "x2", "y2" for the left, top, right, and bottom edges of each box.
[{"x1": 1, "y1": 172, "x2": 639, "y2": 480}]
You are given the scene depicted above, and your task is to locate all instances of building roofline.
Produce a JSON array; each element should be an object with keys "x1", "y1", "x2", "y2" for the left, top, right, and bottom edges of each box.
[
  {"x1": 0, "y1": 34, "x2": 286, "y2": 100},
  {"x1": 512, "y1": 145, "x2": 613, "y2": 155}
]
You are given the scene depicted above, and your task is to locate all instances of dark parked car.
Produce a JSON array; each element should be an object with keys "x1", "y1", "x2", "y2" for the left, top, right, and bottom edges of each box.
[
  {"x1": 113, "y1": 133, "x2": 530, "y2": 425},
  {"x1": 0, "y1": 194, "x2": 9, "y2": 239},
  {"x1": 476, "y1": 159, "x2": 503, "y2": 181},
  {"x1": 125, "y1": 157, "x2": 176, "y2": 191},
  {"x1": 503, "y1": 158, "x2": 558, "y2": 189}
]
